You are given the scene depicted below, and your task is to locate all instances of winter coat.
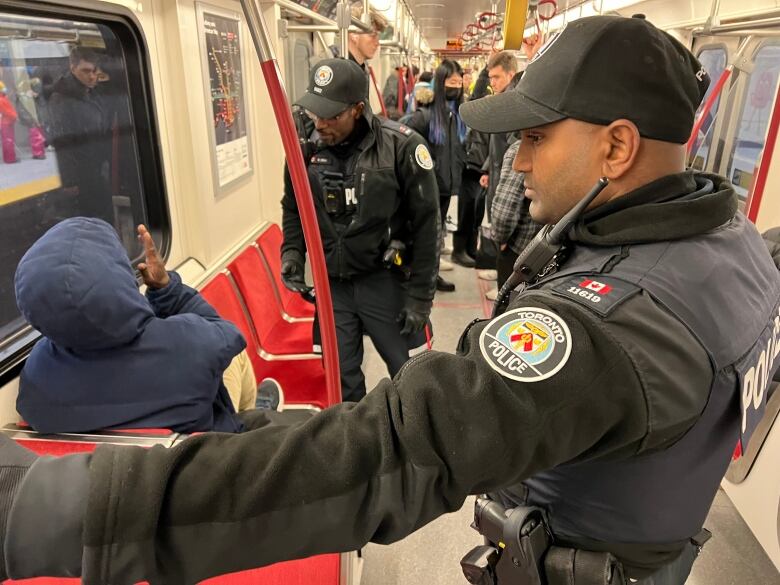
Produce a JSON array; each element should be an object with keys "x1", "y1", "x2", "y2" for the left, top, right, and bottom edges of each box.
[{"x1": 15, "y1": 217, "x2": 245, "y2": 434}]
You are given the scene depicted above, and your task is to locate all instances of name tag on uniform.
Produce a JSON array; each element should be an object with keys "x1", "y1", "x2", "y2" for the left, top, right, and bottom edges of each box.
[
  {"x1": 551, "y1": 275, "x2": 640, "y2": 317},
  {"x1": 736, "y1": 304, "x2": 780, "y2": 451}
]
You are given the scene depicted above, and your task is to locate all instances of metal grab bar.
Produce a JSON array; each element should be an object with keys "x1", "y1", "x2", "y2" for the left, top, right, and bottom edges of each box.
[{"x1": 240, "y1": 0, "x2": 342, "y2": 408}]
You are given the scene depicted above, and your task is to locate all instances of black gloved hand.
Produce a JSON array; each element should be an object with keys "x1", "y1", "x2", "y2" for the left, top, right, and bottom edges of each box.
[
  {"x1": 398, "y1": 298, "x2": 432, "y2": 336},
  {"x1": 280, "y1": 250, "x2": 312, "y2": 294},
  {"x1": 0, "y1": 434, "x2": 38, "y2": 580}
]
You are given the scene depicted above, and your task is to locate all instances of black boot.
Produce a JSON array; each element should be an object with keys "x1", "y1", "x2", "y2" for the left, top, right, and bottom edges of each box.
[
  {"x1": 451, "y1": 233, "x2": 476, "y2": 268},
  {"x1": 451, "y1": 250, "x2": 476, "y2": 268},
  {"x1": 436, "y1": 275, "x2": 456, "y2": 292}
]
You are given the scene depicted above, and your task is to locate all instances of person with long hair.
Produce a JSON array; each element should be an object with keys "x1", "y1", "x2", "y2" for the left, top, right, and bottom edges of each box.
[{"x1": 406, "y1": 59, "x2": 466, "y2": 292}]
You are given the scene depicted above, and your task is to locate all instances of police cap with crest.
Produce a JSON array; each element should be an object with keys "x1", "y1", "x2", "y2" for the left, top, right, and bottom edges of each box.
[
  {"x1": 459, "y1": 15, "x2": 710, "y2": 144},
  {"x1": 296, "y1": 58, "x2": 369, "y2": 119}
]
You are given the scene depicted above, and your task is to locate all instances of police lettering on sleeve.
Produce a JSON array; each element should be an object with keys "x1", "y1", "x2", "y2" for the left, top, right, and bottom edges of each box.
[{"x1": 479, "y1": 307, "x2": 572, "y2": 382}]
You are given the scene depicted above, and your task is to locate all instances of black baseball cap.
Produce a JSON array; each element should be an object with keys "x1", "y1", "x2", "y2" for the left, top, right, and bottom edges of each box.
[
  {"x1": 460, "y1": 16, "x2": 710, "y2": 143},
  {"x1": 295, "y1": 58, "x2": 369, "y2": 119}
]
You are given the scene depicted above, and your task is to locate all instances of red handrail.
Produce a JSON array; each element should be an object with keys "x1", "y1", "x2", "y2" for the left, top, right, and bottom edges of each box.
[
  {"x1": 745, "y1": 76, "x2": 780, "y2": 222},
  {"x1": 368, "y1": 65, "x2": 388, "y2": 117},
  {"x1": 241, "y1": 0, "x2": 341, "y2": 407},
  {"x1": 687, "y1": 67, "x2": 732, "y2": 157}
]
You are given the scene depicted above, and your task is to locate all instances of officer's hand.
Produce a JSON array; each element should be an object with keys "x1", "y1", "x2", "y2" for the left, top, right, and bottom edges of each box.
[
  {"x1": 280, "y1": 251, "x2": 312, "y2": 294},
  {"x1": 137, "y1": 224, "x2": 170, "y2": 289},
  {"x1": 479, "y1": 175, "x2": 489, "y2": 188},
  {"x1": 397, "y1": 299, "x2": 432, "y2": 336}
]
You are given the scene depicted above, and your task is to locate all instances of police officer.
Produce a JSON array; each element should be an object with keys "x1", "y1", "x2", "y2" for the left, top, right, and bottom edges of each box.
[
  {"x1": 280, "y1": 58, "x2": 440, "y2": 402},
  {"x1": 1, "y1": 16, "x2": 779, "y2": 585}
]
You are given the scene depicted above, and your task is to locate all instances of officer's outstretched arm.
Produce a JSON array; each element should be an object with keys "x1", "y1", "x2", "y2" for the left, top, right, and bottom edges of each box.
[
  {"x1": 399, "y1": 135, "x2": 440, "y2": 303},
  {"x1": 3, "y1": 294, "x2": 710, "y2": 584}
]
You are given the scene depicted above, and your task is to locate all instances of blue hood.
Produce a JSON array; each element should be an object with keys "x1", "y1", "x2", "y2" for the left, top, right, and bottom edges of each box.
[{"x1": 15, "y1": 217, "x2": 153, "y2": 351}]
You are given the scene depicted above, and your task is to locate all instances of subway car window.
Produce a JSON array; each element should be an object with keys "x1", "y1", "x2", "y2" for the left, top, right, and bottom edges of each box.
[
  {"x1": 727, "y1": 44, "x2": 780, "y2": 200},
  {"x1": 690, "y1": 47, "x2": 727, "y2": 170},
  {"x1": 0, "y1": 9, "x2": 165, "y2": 363}
]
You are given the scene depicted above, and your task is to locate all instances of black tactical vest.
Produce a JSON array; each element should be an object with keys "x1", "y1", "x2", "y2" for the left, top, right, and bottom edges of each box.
[{"x1": 499, "y1": 212, "x2": 780, "y2": 556}]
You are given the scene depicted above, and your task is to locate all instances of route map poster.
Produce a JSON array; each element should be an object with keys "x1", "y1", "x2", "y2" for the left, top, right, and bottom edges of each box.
[{"x1": 197, "y1": 4, "x2": 253, "y2": 193}]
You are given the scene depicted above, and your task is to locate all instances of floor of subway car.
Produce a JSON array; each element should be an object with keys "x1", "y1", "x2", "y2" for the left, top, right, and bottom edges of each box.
[{"x1": 359, "y1": 240, "x2": 780, "y2": 585}]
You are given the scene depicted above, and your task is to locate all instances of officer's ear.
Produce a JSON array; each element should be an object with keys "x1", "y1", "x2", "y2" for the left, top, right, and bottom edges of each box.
[
  {"x1": 353, "y1": 102, "x2": 365, "y2": 118},
  {"x1": 599, "y1": 119, "x2": 641, "y2": 181}
]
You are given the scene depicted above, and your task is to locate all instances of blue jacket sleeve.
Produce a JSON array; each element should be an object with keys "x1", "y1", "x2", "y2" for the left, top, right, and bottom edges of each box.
[{"x1": 145, "y1": 272, "x2": 219, "y2": 321}]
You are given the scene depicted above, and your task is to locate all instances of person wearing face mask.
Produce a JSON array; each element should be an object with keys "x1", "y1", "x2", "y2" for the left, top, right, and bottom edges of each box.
[{"x1": 406, "y1": 59, "x2": 467, "y2": 292}]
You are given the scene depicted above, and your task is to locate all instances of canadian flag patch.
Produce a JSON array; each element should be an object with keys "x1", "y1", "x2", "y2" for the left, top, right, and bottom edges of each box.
[
  {"x1": 579, "y1": 279, "x2": 612, "y2": 295},
  {"x1": 552, "y1": 275, "x2": 641, "y2": 317}
]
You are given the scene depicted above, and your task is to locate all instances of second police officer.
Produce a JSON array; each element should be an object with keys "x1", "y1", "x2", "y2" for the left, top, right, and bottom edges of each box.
[{"x1": 280, "y1": 58, "x2": 440, "y2": 402}]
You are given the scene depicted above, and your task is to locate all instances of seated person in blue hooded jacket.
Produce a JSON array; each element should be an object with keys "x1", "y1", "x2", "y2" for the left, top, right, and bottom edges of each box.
[{"x1": 14, "y1": 217, "x2": 246, "y2": 434}]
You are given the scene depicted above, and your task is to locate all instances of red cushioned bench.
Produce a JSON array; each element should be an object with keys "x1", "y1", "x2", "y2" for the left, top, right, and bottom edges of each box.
[
  {"x1": 255, "y1": 224, "x2": 315, "y2": 322},
  {"x1": 200, "y1": 268, "x2": 327, "y2": 409}
]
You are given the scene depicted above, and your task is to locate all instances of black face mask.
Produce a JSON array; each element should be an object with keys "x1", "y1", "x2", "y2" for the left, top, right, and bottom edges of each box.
[{"x1": 445, "y1": 87, "x2": 462, "y2": 100}]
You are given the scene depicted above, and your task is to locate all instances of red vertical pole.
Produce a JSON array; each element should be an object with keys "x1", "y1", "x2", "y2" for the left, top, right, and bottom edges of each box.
[
  {"x1": 686, "y1": 67, "x2": 732, "y2": 157},
  {"x1": 241, "y1": 0, "x2": 341, "y2": 407},
  {"x1": 745, "y1": 80, "x2": 780, "y2": 223},
  {"x1": 368, "y1": 65, "x2": 388, "y2": 117}
]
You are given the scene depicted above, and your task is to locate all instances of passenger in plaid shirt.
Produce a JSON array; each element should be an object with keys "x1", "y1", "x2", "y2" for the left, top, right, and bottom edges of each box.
[{"x1": 490, "y1": 140, "x2": 542, "y2": 287}]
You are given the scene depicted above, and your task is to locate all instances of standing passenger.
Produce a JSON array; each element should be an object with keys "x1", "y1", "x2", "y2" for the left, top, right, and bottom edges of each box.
[
  {"x1": 478, "y1": 51, "x2": 519, "y2": 215},
  {"x1": 48, "y1": 47, "x2": 113, "y2": 220},
  {"x1": 0, "y1": 81, "x2": 18, "y2": 164},
  {"x1": 406, "y1": 59, "x2": 467, "y2": 292},
  {"x1": 342, "y1": 1, "x2": 387, "y2": 73},
  {"x1": 490, "y1": 140, "x2": 542, "y2": 287},
  {"x1": 14, "y1": 78, "x2": 46, "y2": 160},
  {"x1": 281, "y1": 58, "x2": 439, "y2": 403}
]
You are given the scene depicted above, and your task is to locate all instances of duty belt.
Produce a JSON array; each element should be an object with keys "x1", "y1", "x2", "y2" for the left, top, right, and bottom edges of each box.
[{"x1": 461, "y1": 497, "x2": 625, "y2": 585}]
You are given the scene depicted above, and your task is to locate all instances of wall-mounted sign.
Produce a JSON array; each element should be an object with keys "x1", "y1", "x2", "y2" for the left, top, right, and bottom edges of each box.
[{"x1": 196, "y1": 3, "x2": 253, "y2": 194}]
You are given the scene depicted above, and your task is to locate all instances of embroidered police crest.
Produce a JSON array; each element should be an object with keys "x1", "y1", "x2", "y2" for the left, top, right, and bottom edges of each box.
[
  {"x1": 314, "y1": 66, "x2": 334, "y2": 87},
  {"x1": 415, "y1": 144, "x2": 434, "y2": 170},
  {"x1": 479, "y1": 307, "x2": 572, "y2": 382}
]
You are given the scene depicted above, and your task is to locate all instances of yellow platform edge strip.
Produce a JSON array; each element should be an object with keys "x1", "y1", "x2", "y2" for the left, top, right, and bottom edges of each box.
[{"x1": 0, "y1": 175, "x2": 62, "y2": 206}]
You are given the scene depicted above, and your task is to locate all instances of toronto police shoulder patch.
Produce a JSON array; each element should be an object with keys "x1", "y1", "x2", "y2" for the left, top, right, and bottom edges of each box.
[
  {"x1": 414, "y1": 144, "x2": 434, "y2": 170},
  {"x1": 551, "y1": 275, "x2": 640, "y2": 317},
  {"x1": 479, "y1": 307, "x2": 572, "y2": 382}
]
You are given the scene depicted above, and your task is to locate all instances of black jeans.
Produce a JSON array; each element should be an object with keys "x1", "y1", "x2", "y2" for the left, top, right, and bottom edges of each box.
[
  {"x1": 314, "y1": 270, "x2": 427, "y2": 402},
  {"x1": 496, "y1": 246, "x2": 519, "y2": 290},
  {"x1": 455, "y1": 169, "x2": 483, "y2": 257}
]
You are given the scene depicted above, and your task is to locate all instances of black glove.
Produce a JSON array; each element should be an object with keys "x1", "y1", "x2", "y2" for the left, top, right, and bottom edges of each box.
[
  {"x1": 280, "y1": 250, "x2": 312, "y2": 294},
  {"x1": 0, "y1": 434, "x2": 37, "y2": 580},
  {"x1": 397, "y1": 298, "x2": 432, "y2": 336}
]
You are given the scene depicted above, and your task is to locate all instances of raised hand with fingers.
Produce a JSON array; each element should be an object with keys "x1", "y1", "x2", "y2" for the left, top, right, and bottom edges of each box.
[{"x1": 137, "y1": 224, "x2": 170, "y2": 289}]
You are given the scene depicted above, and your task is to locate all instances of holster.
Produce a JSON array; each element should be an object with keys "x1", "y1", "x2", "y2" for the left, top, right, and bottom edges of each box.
[
  {"x1": 462, "y1": 499, "x2": 550, "y2": 585},
  {"x1": 544, "y1": 547, "x2": 625, "y2": 585}
]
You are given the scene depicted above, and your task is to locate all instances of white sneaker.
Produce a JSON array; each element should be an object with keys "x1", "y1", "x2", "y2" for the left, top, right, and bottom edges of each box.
[
  {"x1": 439, "y1": 259, "x2": 454, "y2": 271},
  {"x1": 485, "y1": 287, "x2": 498, "y2": 301},
  {"x1": 442, "y1": 245, "x2": 454, "y2": 255},
  {"x1": 477, "y1": 269, "x2": 497, "y2": 281}
]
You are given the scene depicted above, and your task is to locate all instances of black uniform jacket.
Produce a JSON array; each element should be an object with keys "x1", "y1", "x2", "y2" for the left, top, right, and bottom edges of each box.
[
  {"x1": 8, "y1": 173, "x2": 763, "y2": 585},
  {"x1": 406, "y1": 105, "x2": 466, "y2": 196},
  {"x1": 281, "y1": 111, "x2": 440, "y2": 305}
]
